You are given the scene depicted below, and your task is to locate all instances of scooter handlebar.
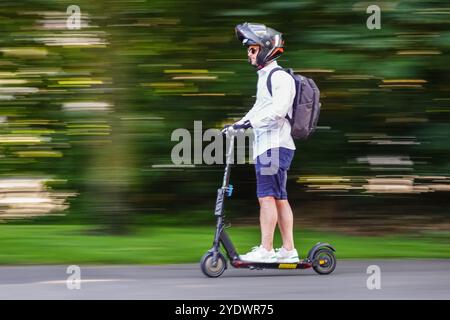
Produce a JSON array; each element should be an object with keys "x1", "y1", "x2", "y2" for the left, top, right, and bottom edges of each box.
[
  {"x1": 221, "y1": 125, "x2": 249, "y2": 136},
  {"x1": 221, "y1": 126, "x2": 230, "y2": 135},
  {"x1": 221, "y1": 120, "x2": 252, "y2": 136},
  {"x1": 221, "y1": 126, "x2": 238, "y2": 136}
]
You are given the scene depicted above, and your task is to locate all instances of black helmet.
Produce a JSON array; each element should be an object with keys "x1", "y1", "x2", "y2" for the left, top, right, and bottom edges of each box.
[{"x1": 235, "y1": 22, "x2": 284, "y2": 69}]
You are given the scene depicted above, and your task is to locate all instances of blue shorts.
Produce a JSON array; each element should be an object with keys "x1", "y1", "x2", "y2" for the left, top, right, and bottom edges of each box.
[{"x1": 254, "y1": 147, "x2": 295, "y2": 200}]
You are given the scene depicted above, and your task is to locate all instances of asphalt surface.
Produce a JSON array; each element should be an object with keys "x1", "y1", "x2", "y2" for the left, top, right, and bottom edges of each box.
[{"x1": 0, "y1": 260, "x2": 448, "y2": 299}]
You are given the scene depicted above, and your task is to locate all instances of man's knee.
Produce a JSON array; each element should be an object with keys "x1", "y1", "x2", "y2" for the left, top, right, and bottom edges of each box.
[
  {"x1": 275, "y1": 199, "x2": 289, "y2": 208},
  {"x1": 258, "y1": 196, "x2": 275, "y2": 208}
]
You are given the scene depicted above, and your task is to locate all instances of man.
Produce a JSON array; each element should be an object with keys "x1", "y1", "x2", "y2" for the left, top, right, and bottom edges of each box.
[{"x1": 227, "y1": 22, "x2": 299, "y2": 263}]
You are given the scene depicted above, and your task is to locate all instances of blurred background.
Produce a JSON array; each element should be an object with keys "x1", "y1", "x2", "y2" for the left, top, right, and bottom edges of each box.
[{"x1": 0, "y1": 0, "x2": 449, "y2": 264}]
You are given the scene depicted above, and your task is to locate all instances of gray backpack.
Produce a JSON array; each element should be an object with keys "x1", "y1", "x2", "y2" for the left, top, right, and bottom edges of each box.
[{"x1": 267, "y1": 67, "x2": 321, "y2": 140}]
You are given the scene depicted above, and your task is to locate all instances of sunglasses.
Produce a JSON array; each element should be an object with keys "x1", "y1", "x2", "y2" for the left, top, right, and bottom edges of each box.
[{"x1": 247, "y1": 47, "x2": 258, "y2": 54}]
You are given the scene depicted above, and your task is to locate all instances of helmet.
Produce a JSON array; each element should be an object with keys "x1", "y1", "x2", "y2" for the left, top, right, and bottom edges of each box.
[{"x1": 235, "y1": 22, "x2": 284, "y2": 69}]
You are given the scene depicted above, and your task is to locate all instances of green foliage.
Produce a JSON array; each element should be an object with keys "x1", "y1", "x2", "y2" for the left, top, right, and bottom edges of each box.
[{"x1": 0, "y1": 0, "x2": 448, "y2": 231}]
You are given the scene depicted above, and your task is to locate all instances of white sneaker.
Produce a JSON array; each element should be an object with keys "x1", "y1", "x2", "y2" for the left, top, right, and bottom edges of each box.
[
  {"x1": 239, "y1": 245, "x2": 277, "y2": 263},
  {"x1": 275, "y1": 247, "x2": 300, "y2": 263}
]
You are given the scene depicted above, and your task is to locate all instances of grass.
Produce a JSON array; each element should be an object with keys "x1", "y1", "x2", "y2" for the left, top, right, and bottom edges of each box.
[{"x1": 0, "y1": 224, "x2": 449, "y2": 265}]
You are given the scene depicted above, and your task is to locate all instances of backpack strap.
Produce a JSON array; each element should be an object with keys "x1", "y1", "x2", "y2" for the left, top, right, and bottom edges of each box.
[
  {"x1": 266, "y1": 67, "x2": 284, "y2": 96},
  {"x1": 266, "y1": 67, "x2": 293, "y2": 122}
]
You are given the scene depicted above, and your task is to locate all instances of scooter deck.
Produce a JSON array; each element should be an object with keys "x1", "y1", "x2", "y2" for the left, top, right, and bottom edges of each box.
[{"x1": 231, "y1": 259, "x2": 313, "y2": 270}]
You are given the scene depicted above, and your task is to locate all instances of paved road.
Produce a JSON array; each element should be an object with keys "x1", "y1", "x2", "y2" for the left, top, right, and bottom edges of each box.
[{"x1": 0, "y1": 260, "x2": 448, "y2": 299}]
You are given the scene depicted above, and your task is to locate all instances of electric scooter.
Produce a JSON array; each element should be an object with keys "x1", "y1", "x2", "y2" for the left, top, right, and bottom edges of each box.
[{"x1": 200, "y1": 127, "x2": 337, "y2": 278}]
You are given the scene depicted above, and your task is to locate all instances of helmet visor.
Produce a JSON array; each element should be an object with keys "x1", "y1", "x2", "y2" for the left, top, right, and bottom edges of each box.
[{"x1": 235, "y1": 23, "x2": 265, "y2": 46}]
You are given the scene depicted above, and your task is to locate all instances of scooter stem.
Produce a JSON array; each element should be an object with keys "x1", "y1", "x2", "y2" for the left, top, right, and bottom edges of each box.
[{"x1": 221, "y1": 130, "x2": 236, "y2": 188}]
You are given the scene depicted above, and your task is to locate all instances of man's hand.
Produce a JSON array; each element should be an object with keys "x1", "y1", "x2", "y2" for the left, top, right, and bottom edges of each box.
[
  {"x1": 232, "y1": 120, "x2": 252, "y2": 130},
  {"x1": 222, "y1": 120, "x2": 252, "y2": 135},
  {"x1": 221, "y1": 124, "x2": 233, "y2": 134}
]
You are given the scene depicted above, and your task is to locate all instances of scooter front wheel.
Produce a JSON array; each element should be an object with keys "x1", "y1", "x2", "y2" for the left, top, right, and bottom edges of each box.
[
  {"x1": 312, "y1": 248, "x2": 336, "y2": 275},
  {"x1": 200, "y1": 251, "x2": 227, "y2": 278}
]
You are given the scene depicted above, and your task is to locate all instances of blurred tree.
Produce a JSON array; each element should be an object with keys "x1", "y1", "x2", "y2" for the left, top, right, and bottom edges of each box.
[{"x1": 0, "y1": 0, "x2": 448, "y2": 232}]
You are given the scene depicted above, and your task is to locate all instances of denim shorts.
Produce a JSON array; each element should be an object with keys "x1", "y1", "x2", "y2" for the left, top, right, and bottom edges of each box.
[{"x1": 254, "y1": 147, "x2": 295, "y2": 200}]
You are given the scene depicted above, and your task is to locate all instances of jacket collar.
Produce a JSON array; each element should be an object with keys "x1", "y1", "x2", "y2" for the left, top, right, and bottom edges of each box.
[{"x1": 257, "y1": 60, "x2": 279, "y2": 77}]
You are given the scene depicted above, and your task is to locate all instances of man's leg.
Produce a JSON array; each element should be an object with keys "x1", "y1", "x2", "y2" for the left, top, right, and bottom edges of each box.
[
  {"x1": 259, "y1": 196, "x2": 278, "y2": 251},
  {"x1": 275, "y1": 199, "x2": 295, "y2": 251}
]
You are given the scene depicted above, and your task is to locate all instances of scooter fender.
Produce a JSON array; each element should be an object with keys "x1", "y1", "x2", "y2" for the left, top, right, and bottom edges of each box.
[{"x1": 306, "y1": 242, "x2": 336, "y2": 262}]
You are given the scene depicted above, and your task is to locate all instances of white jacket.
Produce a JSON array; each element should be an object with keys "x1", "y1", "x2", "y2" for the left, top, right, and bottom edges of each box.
[{"x1": 240, "y1": 60, "x2": 296, "y2": 159}]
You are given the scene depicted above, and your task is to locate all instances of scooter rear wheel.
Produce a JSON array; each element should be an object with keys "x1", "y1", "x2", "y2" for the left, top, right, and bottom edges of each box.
[
  {"x1": 312, "y1": 248, "x2": 336, "y2": 275},
  {"x1": 200, "y1": 252, "x2": 227, "y2": 278}
]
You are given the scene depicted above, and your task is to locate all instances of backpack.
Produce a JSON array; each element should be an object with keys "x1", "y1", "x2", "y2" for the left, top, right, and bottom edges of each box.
[{"x1": 267, "y1": 67, "x2": 321, "y2": 140}]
